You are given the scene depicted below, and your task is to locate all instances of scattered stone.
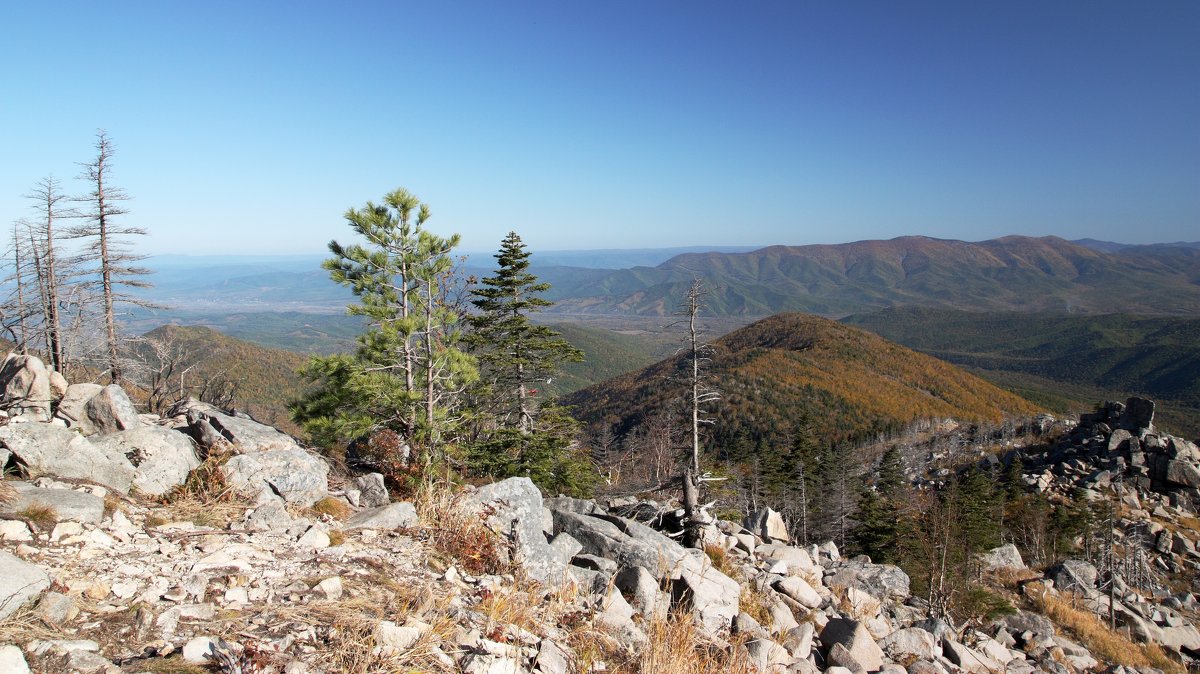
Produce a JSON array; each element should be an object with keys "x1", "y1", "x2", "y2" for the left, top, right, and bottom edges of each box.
[
  {"x1": 84, "y1": 384, "x2": 142, "y2": 434},
  {"x1": 977, "y1": 543, "x2": 1025, "y2": 571},
  {"x1": 343, "y1": 501, "x2": 418, "y2": 530}
]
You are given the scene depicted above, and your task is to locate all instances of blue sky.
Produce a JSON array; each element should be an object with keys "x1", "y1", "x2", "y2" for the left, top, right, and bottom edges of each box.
[{"x1": 1, "y1": 1, "x2": 1196, "y2": 255}]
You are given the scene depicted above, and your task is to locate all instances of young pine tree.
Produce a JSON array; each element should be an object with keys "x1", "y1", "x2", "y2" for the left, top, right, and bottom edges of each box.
[{"x1": 291, "y1": 188, "x2": 475, "y2": 483}]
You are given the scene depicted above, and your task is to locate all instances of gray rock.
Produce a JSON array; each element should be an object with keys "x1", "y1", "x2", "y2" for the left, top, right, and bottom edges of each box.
[
  {"x1": 829, "y1": 641, "x2": 871, "y2": 673},
  {"x1": 84, "y1": 384, "x2": 142, "y2": 434},
  {"x1": 470, "y1": 477, "x2": 569, "y2": 585},
  {"x1": 0, "y1": 550, "x2": 50, "y2": 619},
  {"x1": 174, "y1": 399, "x2": 300, "y2": 452},
  {"x1": 245, "y1": 499, "x2": 295, "y2": 532},
  {"x1": 1047, "y1": 559, "x2": 1098, "y2": 592},
  {"x1": 535, "y1": 639, "x2": 573, "y2": 674},
  {"x1": 774, "y1": 575, "x2": 823, "y2": 609},
  {"x1": 548, "y1": 532, "x2": 583, "y2": 565},
  {"x1": 746, "y1": 507, "x2": 790, "y2": 542},
  {"x1": 343, "y1": 502, "x2": 418, "y2": 530},
  {"x1": 0, "y1": 353, "x2": 52, "y2": 421},
  {"x1": 827, "y1": 560, "x2": 910, "y2": 601},
  {"x1": 0, "y1": 422, "x2": 135, "y2": 492},
  {"x1": 0, "y1": 645, "x2": 32, "y2": 674},
  {"x1": 1107, "y1": 429, "x2": 1133, "y2": 453},
  {"x1": 54, "y1": 383, "x2": 104, "y2": 433},
  {"x1": 782, "y1": 622, "x2": 814, "y2": 659},
  {"x1": 675, "y1": 559, "x2": 740, "y2": 637},
  {"x1": 1122, "y1": 396, "x2": 1155, "y2": 430},
  {"x1": 880, "y1": 627, "x2": 938, "y2": 661},
  {"x1": 551, "y1": 508, "x2": 689, "y2": 580},
  {"x1": 977, "y1": 544, "x2": 1025, "y2": 571},
  {"x1": 942, "y1": 639, "x2": 1001, "y2": 674},
  {"x1": 221, "y1": 448, "x2": 329, "y2": 506},
  {"x1": 1165, "y1": 460, "x2": 1200, "y2": 489},
  {"x1": 614, "y1": 565, "x2": 668, "y2": 619},
  {"x1": 37, "y1": 591, "x2": 78, "y2": 625},
  {"x1": 821, "y1": 619, "x2": 884, "y2": 672},
  {"x1": 350, "y1": 472, "x2": 390, "y2": 508},
  {"x1": 1, "y1": 482, "x2": 105, "y2": 524},
  {"x1": 747, "y1": 638, "x2": 791, "y2": 671},
  {"x1": 91, "y1": 425, "x2": 199, "y2": 496}
]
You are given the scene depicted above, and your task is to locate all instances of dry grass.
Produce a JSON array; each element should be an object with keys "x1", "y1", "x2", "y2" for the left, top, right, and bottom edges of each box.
[
  {"x1": 988, "y1": 566, "x2": 1043, "y2": 590},
  {"x1": 17, "y1": 503, "x2": 58, "y2": 530},
  {"x1": 0, "y1": 479, "x2": 16, "y2": 504},
  {"x1": 160, "y1": 447, "x2": 246, "y2": 527},
  {"x1": 412, "y1": 484, "x2": 506, "y2": 575},
  {"x1": 611, "y1": 611, "x2": 756, "y2": 674},
  {"x1": 1032, "y1": 592, "x2": 1185, "y2": 674},
  {"x1": 328, "y1": 529, "x2": 347, "y2": 546},
  {"x1": 311, "y1": 496, "x2": 351, "y2": 520},
  {"x1": 704, "y1": 544, "x2": 737, "y2": 578},
  {"x1": 135, "y1": 657, "x2": 210, "y2": 674},
  {"x1": 0, "y1": 607, "x2": 63, "y2": 644}
]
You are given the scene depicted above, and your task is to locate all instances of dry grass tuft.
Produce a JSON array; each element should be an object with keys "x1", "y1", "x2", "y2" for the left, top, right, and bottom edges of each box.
[
  {"x1": 988, "y1": 566, "x2": 1043, "y2": 590},
  {"x1": 1033, "y1": 592, "x2": 1185, "y2": 674},
  {"x1": 612, "y1": 611, "x2": 756, "y2": 674},
  {"x1": 703, "y1": 544, "x2": 737, "y2": 578},
  {"x1": 0, "y1": 607, "x2": 63, "y2": 644},
  {"x1": 17, "y1": 503, "x2": 58, "y2": 530},
  {"x1": 311, "y1": 496, "x2": 351, "y2": 520},
  {"x1": 0, "y1": 479, "x2": 16, "y2": 504},
  {"x1": 160, "y1": 447, "x2": 246, "y2": 527},
  {"x1": 135, "y1": 657, "x2": 210, "y2": 674},
  {"x1": 413, "y1": 484, "x2": 506, "y2": 575}
]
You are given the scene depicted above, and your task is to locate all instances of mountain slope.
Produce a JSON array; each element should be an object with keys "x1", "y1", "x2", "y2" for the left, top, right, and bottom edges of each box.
[
  {"x1": 546, "y1": 323, "x2": 668, "y2": 395},
  {"x1": 842, "y1": 307, "x2": 1200, "y2": 437},
  {"x1": 565, "y1": 312, "x2": 1042, "y2": 450},
  {"x1": 134, "y1": 325, "x2": 309, "y2": 430},
  {"x1": 543, "y1": 236, "x2": 1200, "y2": 316}
]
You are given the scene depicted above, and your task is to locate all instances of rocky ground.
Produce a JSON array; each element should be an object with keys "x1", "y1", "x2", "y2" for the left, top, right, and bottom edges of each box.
[{"x1": 0, "y1": 352, "x2": 1197, "y2": 673}]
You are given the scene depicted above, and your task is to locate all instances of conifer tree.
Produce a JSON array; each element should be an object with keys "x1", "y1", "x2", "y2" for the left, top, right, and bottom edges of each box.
[
  {"x1": 467, "y1": 231, "x2": 582, "y2": 432},
  {"x1": 292, "y1": 188, "x2": 475, "y2": 482}
]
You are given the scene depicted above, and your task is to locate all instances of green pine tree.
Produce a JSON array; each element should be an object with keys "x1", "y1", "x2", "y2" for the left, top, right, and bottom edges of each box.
[{"x1": 291, "y1": 188, "x2": 476, "y2": 482}]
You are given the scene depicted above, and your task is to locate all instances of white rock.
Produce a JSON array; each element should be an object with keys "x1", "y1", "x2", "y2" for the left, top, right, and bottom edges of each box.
[
  {"x1": 183, "y1": 636, "x2": 218, "y2": 664},
  {"x1": 0, "y1": 520, "x2": 33, "y2": 541},
  {"x1": 316, "y1": 576, "x2": 343, "y2": 601},
  {"x1": 0, "y1": 644, "x2": 32, "y2": 673}
]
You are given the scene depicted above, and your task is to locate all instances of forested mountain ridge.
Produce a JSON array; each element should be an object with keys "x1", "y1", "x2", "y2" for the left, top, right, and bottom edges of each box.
[
  {"x1": 842, "y1": 307, "x2": 1200, "y2": 438},
  {"x1": 540, "y1": 236, "x2": 1200, "y2": 316},
  {"x1": 565, "y1": 312, "x2": 1042, "y2": 453}
]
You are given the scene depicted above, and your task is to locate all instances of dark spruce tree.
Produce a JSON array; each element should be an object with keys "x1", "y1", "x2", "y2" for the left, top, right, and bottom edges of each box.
[
  {"x1": 468, "y1": 232, "x2": 583, "y2": 431},
  {"x1": 466, "y1": 232, "x2": 592, "y2": 495}
]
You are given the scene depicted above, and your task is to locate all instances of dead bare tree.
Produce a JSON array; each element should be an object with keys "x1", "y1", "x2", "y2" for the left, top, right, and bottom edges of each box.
[
  {"x1": 23, "y1": 175, "x2": 81, "y2": 374},
  {"x1": 1, "y1": 223, "x2": 37, "y2": 351},
  {"x1": 673, "y1": 278, "x2": 721, "y2": 548},
  {"x1": 69, "y1": 130, "x2": 154, "y2": 385}
]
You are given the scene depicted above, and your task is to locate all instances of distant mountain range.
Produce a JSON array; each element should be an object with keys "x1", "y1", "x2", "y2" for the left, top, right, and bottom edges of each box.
[
  {"x1": 564, "y1": 312, "x2": 1041, "y2": 451},
  {"x1": 135, "y1": 236, "x2": 1200, "y2": 318},
  {"x1": 539, "y1": 236, "x2": 1200, "y2": 317}
]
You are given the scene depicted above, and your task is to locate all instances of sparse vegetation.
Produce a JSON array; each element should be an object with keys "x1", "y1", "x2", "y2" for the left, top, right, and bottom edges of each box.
[
  {"x1": 311, "y1": 496, "x2": 351, "y2": 520},
  {"x1": 1032, "y1": 592, "x2": 1185, "y2": 674},
  {"x1": 17, "y1": 503, "x2": 58, "y2": 530}
]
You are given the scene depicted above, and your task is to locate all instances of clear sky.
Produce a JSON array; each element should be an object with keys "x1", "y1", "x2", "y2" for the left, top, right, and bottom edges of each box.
[{"x1": 2, "y1": 1, "x2": 1197, "y2": 255}]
